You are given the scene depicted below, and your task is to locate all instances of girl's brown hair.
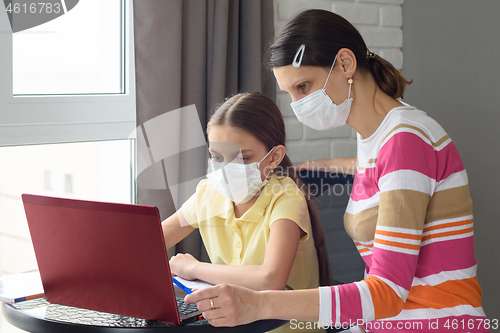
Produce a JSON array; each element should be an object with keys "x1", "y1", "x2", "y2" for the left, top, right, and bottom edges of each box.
[
  {"x1": 207, "y1": 92, "x2": 331, "y2": 286},
  {"x1": 267, "y1": 9, "x2": 411, "y2": 99}
]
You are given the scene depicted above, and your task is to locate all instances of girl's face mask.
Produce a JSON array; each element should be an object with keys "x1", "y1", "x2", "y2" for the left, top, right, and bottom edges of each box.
[
  {"x1": 206, "y1": 147, "x2": 275, "y2": 204},
  {"x1": 290, "y1": 55, "x2": 353, "y2": 131}
]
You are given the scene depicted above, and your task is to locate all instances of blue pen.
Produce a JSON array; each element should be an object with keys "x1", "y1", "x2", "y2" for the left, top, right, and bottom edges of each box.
[{"x1": 172, "y1": 277, "x2": 192, "y2": 294}]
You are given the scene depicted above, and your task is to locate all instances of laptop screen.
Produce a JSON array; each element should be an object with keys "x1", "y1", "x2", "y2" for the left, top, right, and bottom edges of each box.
[{"x1": 22, "y1": 194, "x2": 181, "y2": 324}]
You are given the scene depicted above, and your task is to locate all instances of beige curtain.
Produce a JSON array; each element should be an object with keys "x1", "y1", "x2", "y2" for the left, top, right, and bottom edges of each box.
[{"x1": 133, "y1": 0, "x2": 276, "y2": 260}]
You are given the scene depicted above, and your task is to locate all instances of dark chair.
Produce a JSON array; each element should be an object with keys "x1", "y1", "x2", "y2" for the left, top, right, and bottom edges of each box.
[{"x1": 298, "y1": 170, "x2": 365, "y2": 285}]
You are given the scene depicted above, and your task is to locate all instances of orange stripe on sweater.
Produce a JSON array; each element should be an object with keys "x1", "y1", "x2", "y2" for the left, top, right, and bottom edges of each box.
[
  {"x1": 423, "y1": 219, "x2": 473, "y2": 233},
  {"x1": 376, "y1": 229, "x2": 422, "y2": 240},
  {"x1": 355, "y1": 242, "x2": 373, "y2": 248},
  {"x1": 421, "y1": 227, "x2": 473, "y2": 243},
  {"x1": 364, "y1": 275, "x2": 404, "y2": 319},
  {"x1": 403, "y1": 277, "x2": 483, "y2": 310},
  {"x1": 374, "y1": 238, "x2": 420, "y2": 251}
]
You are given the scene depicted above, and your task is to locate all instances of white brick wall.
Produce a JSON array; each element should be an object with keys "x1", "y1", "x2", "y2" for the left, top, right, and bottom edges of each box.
[{"x1": 273, "y1": 0, "x2": 404, "y2": 164}]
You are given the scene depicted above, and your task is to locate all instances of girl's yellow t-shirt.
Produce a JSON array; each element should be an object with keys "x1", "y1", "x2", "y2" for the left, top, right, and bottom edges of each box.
[{"x1": 181, "y1": 175, "x2": 325, "y2": 332}]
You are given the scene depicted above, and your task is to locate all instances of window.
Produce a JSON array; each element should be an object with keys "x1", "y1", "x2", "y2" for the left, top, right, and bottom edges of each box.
[
  {"x1": 0, "y1": 140, "x2": 135, "y2": 275},
  {"x1": 0, "y1": 0, "x2": 136, "y2": 146},
  {"x1": 13, "y1": 0, "x2": 124, "y2": 95}
]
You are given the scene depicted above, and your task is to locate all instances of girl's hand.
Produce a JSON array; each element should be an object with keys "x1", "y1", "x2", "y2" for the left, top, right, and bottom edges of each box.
[
  {"x1": 184, "y1": 284, "x2": 263, "y2": 327},
  {"x1": 169, "y1": 253, "x2": 199, "y2": 280}
]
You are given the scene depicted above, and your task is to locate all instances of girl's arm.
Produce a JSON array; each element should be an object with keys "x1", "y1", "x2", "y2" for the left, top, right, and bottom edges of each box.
[
  {"x1": 184, "y1": 284, "x2": 320, "y2": 327},
  {"x1": 294, "y1": 157, "x2": 356, "y2": 175},
  {"x1": 169, "y1": 218, "x2": 301, "y2": 291},
  {"x1": 161, "y1": 209, "x2": 195, "y2": 249}
]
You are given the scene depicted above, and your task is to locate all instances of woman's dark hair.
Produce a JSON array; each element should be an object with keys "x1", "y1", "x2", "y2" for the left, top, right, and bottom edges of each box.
[
  {"x1": 267, "y1": 9, "x2": 411, "y2": 98},
  {"x1": 207, "y1": 92, "x2": 331, "y2": 286}
]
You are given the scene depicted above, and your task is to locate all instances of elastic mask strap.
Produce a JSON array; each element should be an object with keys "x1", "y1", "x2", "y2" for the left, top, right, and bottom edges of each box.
[
  {"x1": 323, "y1": 55, "x2": 337, "y2": 90},
  {"x1": 258, "y1": 146, "x2": 277, "y2": 180},
  {"x1": 258, "y1": 146, "x2": 276, "y2": 165}
]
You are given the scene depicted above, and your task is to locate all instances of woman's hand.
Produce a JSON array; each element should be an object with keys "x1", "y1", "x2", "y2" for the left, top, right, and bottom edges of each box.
[
  {"x1": 185, "y1": 284, "x2": 322, "y2": 326},
  {"x1": 184, "y1": 284, "x2": 263, "y2": 327},
  {"x1": 169, "y1": 253, "x2": 199, "y2": 280}
]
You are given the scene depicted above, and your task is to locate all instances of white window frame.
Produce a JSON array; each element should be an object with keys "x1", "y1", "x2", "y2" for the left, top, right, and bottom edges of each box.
[{"x1": 0, "y1": 0, "x2": 136, "y2": 146}]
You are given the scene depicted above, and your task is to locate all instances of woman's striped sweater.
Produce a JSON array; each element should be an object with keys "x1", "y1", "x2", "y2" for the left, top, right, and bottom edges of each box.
[{"x1": 318, "y1": 104, "x2": 489, "y2": 332}]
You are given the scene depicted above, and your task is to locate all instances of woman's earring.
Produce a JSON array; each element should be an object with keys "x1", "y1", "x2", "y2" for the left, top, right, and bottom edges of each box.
[{"x1": 348, "y1": 73, "x2": 353, "y2": 85}]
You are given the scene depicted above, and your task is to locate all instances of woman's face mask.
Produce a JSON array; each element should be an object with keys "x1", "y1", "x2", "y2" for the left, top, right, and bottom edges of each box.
[
  {"x1": 206, "y1": 147, "x2": 275, "y2": 204},
  {"x1": 290, "y1": 55, "x2": 353, "y2": 131}
]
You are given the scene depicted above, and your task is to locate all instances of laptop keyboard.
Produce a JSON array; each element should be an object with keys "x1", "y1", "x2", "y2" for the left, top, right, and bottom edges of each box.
[
  {"x1": 12, "y1": 297, "x2": 209, "y2": 327},
  {"x1": 176, "y1": 297, "x2": 199, "y2": 316}
]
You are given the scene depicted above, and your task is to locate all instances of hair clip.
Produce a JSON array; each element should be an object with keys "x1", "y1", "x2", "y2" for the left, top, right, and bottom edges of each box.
[
  {"x1": 366, "y1": 50, "x2": 376, "y2": 59},
  {"x1": 292, "y1": 44, "x2": 306, "y2": 68}
]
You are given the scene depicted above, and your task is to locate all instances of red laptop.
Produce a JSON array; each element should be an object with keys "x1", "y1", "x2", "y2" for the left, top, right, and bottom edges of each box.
[{"x1": 22, "y1": 194, "x2": 201, "y2": 325}]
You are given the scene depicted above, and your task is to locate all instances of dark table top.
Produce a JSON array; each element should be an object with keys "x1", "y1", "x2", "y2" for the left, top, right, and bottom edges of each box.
[{"x1": 2, "y1": 298, "x2": 287, "y2": 333}]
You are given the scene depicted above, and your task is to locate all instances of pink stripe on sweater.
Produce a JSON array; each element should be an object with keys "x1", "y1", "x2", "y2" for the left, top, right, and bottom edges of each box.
[
  {"x1": 338, "y1": 283, "x2": 363, "y2": 324},
  {"x1": 434, "y1": 141, "x2": 466, "y2": 181},
  {"x1": 377, "y1": 132, "x2": 464, "y2": 181},
  {"x1": 414, "y1": 235, "x2": 477, "y2": 278},
  {"x1": 361, "y1": 253, "x2": 372, "y2": 272},
  {"x1": 351, "y1": 170, "x2": 379, "y2": 201},
  {"x1": 369, "y1": 247, "x2": 418, "y2": 291}
]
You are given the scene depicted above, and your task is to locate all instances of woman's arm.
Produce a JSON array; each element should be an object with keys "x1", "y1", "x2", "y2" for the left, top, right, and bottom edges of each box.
[
  {"x1": 294, "y1": 157, "x2": 356, "y2": 175},
  {"x1": 169, "y1": 218, "x2": 301, "y2": 291},
  {"x1": 184, "y1": 284, "x2": 320, "y2": 327},
  {"x1": 161, "y1": 209, "x2": 195, "y2": 249}
]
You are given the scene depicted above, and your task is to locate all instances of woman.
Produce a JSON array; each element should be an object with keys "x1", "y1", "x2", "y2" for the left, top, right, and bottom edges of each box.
[{"x1": 185, "y1": 9, "x2": 490, "y2": 333}]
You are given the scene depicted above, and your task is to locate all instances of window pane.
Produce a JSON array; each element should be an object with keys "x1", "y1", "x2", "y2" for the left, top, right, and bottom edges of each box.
[
  {"x1": 13, "y1": 0, "x2": 123, "y2": 95},
  {"x1": 0, "y1": 140, "x2": 134, "y2": 278}
]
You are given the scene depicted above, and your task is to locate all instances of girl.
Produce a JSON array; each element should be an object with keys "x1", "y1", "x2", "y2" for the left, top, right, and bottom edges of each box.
[
  {"x1": 185, "y1": 9, "x2": 490, "y2": 333},
  {"x1": 161, "y1": 92, "x2": 330, "y2": 332}
]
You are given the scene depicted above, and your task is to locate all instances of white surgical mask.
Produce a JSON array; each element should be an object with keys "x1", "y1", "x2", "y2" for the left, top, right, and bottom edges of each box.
[
  {"x1": 290, "y1": 55, "x2": 352, "y2": 131},
  {"x1": 206, "y1": 147, "x2": 275, "y2": 204}
]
